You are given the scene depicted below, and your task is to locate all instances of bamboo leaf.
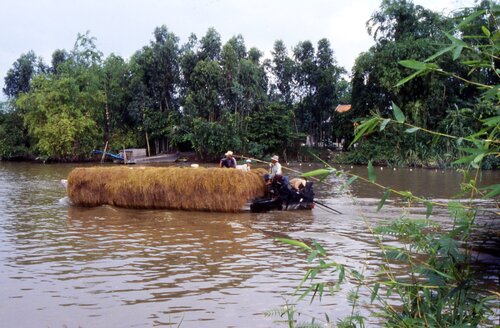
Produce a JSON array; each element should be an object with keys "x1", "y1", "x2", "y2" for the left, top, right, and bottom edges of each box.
[
  {"x1": 346, "y1": 175, "x2": 358, "y2": 186},
  {"x1": 338, "y1": 265, "x2": 345, "y2": 283},
  {"x1": 340, "y1": 175, "x2": 358, "y2": 192},
  {"x1": 312, "y1": 241, "x2": 326, "y2": 256},
  {"x1": 473, "y1": 153, "x2": 485, "y2": 164},
  {"x1": 377, "y1": 188, "x2": 391, "y2": 212},
  {"x1": 482, "y1": 115, "x2": 500, "y2": 127},
  {"x1": 301, "y1": 168, "x2": 334, "y2": 178},
  {"x1": 453, "y1": 154, "x2": 476, "y2": 165},
  {"x1": 392, "y1": 102, "x2": 406, "y2": 123},
  {"x1": 458, "y1": 147, "x2": 485, "y2": 155},
  {"x1": 307, "y1": 250, "x2": 318, "y2": 262},
  {"x1": 457, "y1": 9, "x2": 486, "y2": 29},
  {"x1": 395, "y1": 69, "x2": 425, "y2": 87},
  {"x1": 425, "y1": 45, "x2": 455, "y2": 62},
  {"x1": 453, "y1": 45, "x2": 464, "y2": 60},
  {"x1": 350, "y1": 117, "x2": 380, "y2": 146},
  {"x1": 367, "y1": 161, "x2": 376, "y2": 183},
  {"x1": 425, "y1": 201, "x2": 433, "y2": 218},
  {"x1": 297, "y1": 283, "x2": 316, "y2": 301},
  {"x1": 481, "y1": 26, "x2": 491, "y2": 37},
  {"x1": 482, "y1": 184, "x2": 500, "y2": 198},
  {"x1": 405, "y1": 127, "x2": 420, "y2": 134},
  {"x1": 446, "y1": 32, "x2": 467, "y2": 46},
  {"x1": 379, "y1": 118, "x2": 391, "y2": 131},
  {"x1": 276, "y1": 238, "x2": 311, "y2": 250},
  {"x1": 370, "y1": 282, "x2": 380, "y2": 304},
  {"x1": 318, "y1": 283, "x2": 324, "y2": 300},
  {"x1": 399, "y1": 60, "x2": 427, "y2": 70}
]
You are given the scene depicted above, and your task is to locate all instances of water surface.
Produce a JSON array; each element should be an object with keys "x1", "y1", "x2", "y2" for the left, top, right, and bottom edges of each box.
[{"x1": 0, "y1": 162, "x2": 498, "y2": 327}]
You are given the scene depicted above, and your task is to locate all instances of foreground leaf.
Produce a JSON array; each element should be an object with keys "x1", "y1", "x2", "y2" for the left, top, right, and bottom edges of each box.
[
  {"x1": 276, "y1": 238, "x2": 311, "y2": 250},
  {"x1": 301, "y1": 168, "x2": 335, "y2": 178},
  {"x1": 377, "y1": 188, "x2": 391, "y2": 212},
  {"x1": 392, "y1": 102, "x2": 406, "y2": 123},
  {"x1": 368, "y1": 161, "x2": 377, "y2": 183}
]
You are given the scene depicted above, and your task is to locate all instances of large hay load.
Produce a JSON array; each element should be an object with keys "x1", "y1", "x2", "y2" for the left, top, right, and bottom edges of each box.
[{"x1": 67, "y1": 166, "x2": 267, "y2": 212}]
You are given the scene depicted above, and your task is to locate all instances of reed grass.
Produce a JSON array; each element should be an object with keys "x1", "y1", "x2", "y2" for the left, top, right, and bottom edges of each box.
[{"x1": 67, "y1": 166, "x2": 267, "y2": 212}]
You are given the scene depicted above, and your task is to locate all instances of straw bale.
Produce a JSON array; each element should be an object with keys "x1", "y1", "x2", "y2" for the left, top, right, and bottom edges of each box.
[{"x1": 67, "y1": 166, "x2": 268, "y2": 212}]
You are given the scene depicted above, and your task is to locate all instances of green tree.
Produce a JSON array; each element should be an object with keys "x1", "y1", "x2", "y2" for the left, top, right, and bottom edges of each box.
[
  {"x1": 248, "y1": 103, "x2": 296, "y2": 158},
  {"x1": 17, "y1": 75, "x2": 104, "y2": 160},
  {"x1": 199, "y1": 27, "x2": 222, "y2": 61},
  {"x1": 127, "y1": 26, "x2": 181, "y2": 154},
  {"x1": 14, "y1": 32, "x2": 106, "y2": 160},
  {"x1": 102, "y1": 54, "x2": 133, "y2": 147},
  {"x1": 3, "y1": 51, "x2": 45, "y2": 98},
  {"x1": 348, "y1": 0, "x2": 488, "y2": 166},
  {"x1": 0, "y1": 102, "x2": 30, "y2": 159},
  {"x1": 269, "y1": 40, "x2": 295, "y2": 105}
]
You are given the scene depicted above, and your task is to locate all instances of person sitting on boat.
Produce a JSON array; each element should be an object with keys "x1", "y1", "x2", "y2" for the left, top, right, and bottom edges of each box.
[
  {"x1": 236, "y1": 159, "x2": 252, "y2": 171},
  {"x1": 220, "y1": 151, "x2": 237, "y2": 168},
  {"x1": 290, "y1": 178, "x2": 307, "y2": 191}
]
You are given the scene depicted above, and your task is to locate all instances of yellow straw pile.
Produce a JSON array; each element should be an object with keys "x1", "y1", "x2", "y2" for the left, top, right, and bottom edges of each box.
[{"x1": 67, "y1": 166, "x2": 267, "y2": 212}]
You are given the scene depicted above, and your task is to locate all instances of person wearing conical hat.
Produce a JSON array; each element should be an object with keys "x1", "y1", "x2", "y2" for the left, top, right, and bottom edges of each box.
[{"x1": 220, "y1": 150, "x2": 237, "y2": 168}]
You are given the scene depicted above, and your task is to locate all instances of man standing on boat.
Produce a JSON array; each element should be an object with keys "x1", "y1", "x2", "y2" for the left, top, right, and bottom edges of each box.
[
  {"x1": 269, "y1": 155, "x2": 282, "y2": 178},
  {"x1": 220, "y1": 151, "x2": 237, "y2": 168}
]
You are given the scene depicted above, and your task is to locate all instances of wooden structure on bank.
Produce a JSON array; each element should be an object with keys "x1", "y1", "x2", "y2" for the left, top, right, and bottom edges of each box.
[{"x1": 67, "y1": 166, "x2": 267, "y2": 212}]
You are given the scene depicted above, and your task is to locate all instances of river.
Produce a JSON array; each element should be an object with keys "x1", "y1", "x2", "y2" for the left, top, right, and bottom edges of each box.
[{"x1": 0, "y1": 162, "x2": 498, "y2": 327}]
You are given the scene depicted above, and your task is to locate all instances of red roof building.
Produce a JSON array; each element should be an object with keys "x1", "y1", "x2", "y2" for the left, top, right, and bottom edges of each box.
[{"x1": 335, "y1": 104, "x2": 351, "y2": 113}]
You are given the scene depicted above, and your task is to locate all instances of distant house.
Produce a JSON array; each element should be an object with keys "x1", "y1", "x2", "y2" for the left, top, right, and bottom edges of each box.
[{"x1": 335, "y1": 104, "x2": 351, "y2": 113}]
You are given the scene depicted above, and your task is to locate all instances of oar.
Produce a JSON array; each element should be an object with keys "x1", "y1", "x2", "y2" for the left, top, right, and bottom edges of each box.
[{"x1": 314, "y1": 200, "x2": 342, "y2": 214}]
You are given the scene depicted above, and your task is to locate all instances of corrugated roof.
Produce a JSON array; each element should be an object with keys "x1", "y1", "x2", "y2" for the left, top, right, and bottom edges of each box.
[{"x1": 335, "y1": 104, "x2": 351, "y2": 113}]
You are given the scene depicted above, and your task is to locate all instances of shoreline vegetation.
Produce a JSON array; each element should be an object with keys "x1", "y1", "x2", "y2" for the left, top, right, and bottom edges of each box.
[
  {"x1": 1, "y1": 0, "x2": 498, "y2": 170},
  {"x1": 0, "y1": 146, "x2": 496, "y2": 171}
]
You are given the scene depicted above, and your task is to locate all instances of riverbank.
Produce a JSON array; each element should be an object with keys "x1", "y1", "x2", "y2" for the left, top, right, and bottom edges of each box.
[{"x1": 1, "y1": 148, "x2": 497, "y2": 171}]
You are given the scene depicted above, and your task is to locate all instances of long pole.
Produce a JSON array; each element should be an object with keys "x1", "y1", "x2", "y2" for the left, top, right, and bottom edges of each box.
[
  {"x1": 314, "y1": 200, "x2": 342, "y2": 214},
  {"x1": 100, "y1": 141, "x2": 108, "y2": 164}
]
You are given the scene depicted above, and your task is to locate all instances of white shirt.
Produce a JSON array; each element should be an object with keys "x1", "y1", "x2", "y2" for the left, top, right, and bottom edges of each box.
[
  {"x1": 269, "y1": 161, "x2": 282, "y2": 178},
  {"x1": 236, "y1": 164, "x2": 250, "y2": 171}
]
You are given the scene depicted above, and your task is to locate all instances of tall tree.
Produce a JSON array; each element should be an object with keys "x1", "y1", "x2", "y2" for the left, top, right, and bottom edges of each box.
[
  {"x1": 128, "y1": 26, "x2": 181, "y2": 154},
  {"x1": 3, "y1": 51, "x2": 44, "y2": 99},
  {"x1": 102, "y1": 54, "x2": 132, "y2": 144},
  {"x1": 269, "y1": 40, "x2": 295, "y2": 105},
  {"x1": 199, "y1": 27, "x2": 222, "y2": 61}
]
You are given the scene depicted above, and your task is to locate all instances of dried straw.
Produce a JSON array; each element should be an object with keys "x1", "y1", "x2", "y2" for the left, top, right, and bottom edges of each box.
[{"x1": 67, "y1": 166, "x2": 267, "y2": 212}]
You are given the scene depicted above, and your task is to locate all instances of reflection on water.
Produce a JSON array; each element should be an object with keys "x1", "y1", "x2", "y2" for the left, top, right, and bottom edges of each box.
[{"x1": 0, "y1": 162, "x2": 498, "y2": 327}]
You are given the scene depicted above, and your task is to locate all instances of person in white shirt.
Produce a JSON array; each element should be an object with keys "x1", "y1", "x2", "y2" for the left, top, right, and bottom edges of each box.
[
  {"x1": 236, "y1": 159, "x2": 252, "y2": 171},
  {"x1": 269, "y1": 155, "x2": 282, "y2": 179}
]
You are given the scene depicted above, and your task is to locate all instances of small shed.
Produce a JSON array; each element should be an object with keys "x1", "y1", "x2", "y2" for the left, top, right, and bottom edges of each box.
[{"x1": 119, "y1": 148, "x2": 147, "y2": 161}]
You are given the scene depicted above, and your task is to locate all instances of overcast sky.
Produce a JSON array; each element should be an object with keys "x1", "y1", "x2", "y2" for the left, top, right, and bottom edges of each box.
[{"x1": 0, "y1": 0, "x2": 476, "y2": 99}]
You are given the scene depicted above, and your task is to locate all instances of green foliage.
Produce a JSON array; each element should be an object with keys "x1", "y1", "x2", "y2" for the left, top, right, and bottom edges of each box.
[
  {"x1": 248, "y1": 102, "x2": 297, "y2": 157},
  {"x1": 276, "y1": 4, "x2": 499, "y2": 327},
  {"x1": 3, "y1": 51, "x2": 46, "y2": 98},
  {"x1": 0, "y1": 104, "x2": 30, "y2": 158},
  {"x1": 349, "y1": 0, "x2": 499, "y2": 167},
  {"x1": 371, "y1": 212, "x2": 495, "y2": 327},
  {"x1": 17, "y1": 75, "x2": 104, "y2": 160},
  {"x1": 187, "y1": 116, "x2": 241, "y2": 160}
]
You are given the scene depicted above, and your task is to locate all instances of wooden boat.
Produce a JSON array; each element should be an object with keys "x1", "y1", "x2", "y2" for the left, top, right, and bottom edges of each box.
[{"x1": 250, "y1": 177, "x2": 315, "y2": 212}]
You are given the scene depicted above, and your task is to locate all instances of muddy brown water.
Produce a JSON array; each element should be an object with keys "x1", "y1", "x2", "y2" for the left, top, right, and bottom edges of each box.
[{"x1": 0, "y1": 162, "x2": 498, "y2": 327}]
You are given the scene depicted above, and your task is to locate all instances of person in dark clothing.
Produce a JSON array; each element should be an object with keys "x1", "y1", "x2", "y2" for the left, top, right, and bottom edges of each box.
[{"x1": 220, "y1": 151, "x2": 237, "y2": 168}]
